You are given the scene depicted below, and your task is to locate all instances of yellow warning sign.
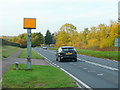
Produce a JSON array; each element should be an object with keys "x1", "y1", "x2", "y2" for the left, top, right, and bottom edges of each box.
[{"x1": 24, "y1": 18, "x2": 36, "y2": 29}]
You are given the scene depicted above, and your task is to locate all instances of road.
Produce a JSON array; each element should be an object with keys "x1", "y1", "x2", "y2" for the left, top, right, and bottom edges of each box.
[{"x1": 33, "y1": 47, "x2": 119, "y2": 89}]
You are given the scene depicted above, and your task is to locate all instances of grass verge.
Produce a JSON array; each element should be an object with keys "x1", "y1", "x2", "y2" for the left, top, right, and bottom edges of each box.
[
  {"x1": 2, "y1": 64, "x2": 77, "y2": 88},
  {"x1": 0, "y1": 81, "x2": 1, "y2": 89},
  {"x1": 76, "y1": 49, "x2": 119, "y2": 61},
  {"x1": 49, "y1": 47, "x2": 119, "y2": 61},
  {"x1": 18, "y1": 49, "x2": 44, "y2": 59},
  {"x1": 2, "y1": 46, "x2": 20, "y2": 58},
  {"x1": 48, "y1": 47, "x2": 58, "y2": 51}
]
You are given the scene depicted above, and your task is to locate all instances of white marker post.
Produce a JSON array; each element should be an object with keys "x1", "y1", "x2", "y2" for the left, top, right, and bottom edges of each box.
[{"x1": 23, "y1": 18, "x2": 36, "y2": 69}]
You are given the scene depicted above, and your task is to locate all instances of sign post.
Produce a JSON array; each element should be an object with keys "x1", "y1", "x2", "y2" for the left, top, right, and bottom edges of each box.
[
  {"x1": 114, "y1": 38, "x2": 120, "y2": 47},
  {"x1": 27, "y1": 29, "x2": 32, "y2": 69},
  {"x1": 23, "y1": 18, "x2": 36, "y2": 69}
]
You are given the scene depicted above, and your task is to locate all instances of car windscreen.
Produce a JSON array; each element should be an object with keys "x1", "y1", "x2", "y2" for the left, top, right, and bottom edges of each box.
[{"x1": 62, "y1": 48, "x2": 76, "y2": 52}]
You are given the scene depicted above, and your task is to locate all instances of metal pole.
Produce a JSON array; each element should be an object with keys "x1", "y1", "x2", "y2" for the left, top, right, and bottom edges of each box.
[{"x1": 27, "y1": 29, "x2": 32, "y2": 69}]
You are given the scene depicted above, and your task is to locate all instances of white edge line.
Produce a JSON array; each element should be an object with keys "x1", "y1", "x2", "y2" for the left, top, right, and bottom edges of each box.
[
  {"x1": 32, "y1": 49, "x2": 54, "y2": 67},
  {"x1": 45, "y1": 50, "x2": 118, "y2": 71},
  {"x1": 78, "y1": 54, "x2": 118, "y2": 62},
  {"x1": 60, "y1": 68, "x2": 92, "y2": 89},
  {"x1": 43, "y1": 49, "x2": 118, "y2": 71},
  {"x1": 77, "y1": 58, "x2": 119, "y2": 71},
  {"x1": 76, "y1": 82, "x2": 82, "y2": 88},
  {"x1": 33, "y1": 48, "x2": 92, "y2": 89}
]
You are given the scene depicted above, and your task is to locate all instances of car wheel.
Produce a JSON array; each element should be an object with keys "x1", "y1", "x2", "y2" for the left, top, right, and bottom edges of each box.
[
  {"x1": 74, "y1": 59, "x2": 77, "y2": 62},
  {"x1": 56, "y1": 58, "x2": 58, "y2": 61}
]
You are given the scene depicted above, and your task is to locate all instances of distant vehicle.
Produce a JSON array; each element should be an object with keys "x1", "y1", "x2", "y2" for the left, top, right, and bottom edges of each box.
[
  {"x1": 43, "y1": 47, "x2": 47, "y2": 50},
  {"x1": 56, "y1": 46, "x2": 77, "y2": 62}
]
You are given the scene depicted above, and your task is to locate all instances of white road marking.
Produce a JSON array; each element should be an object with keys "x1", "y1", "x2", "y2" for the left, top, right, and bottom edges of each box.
[
  {"x1": 77, "y1": 58, "x2": 119, "y2": 71},
  {"x1": 87, "y1": 70, "x2": 96, "y2": 72},
  {"x1": 33, "y1": 49, "x2": 55, "y2": 67},
  {"x1": 76, "y1": 82, "x2": 82, "y2": 88},
  {"x1": 78, "y1": 54, "x2": 118, "y2": 62},
  {"x1": 57, "y1": 66, "x2": 59, "y2": 67},
  {"x1": 97, "y1": 74, "x2": 103, "y2": 76},
  {"x1": 78, "y1": 66, "x2": 82, "y2": 67},
  {"x1": 83, "y1": 68, "x2": 87, "y2": 70},
  {"x1": 44, "y1": 49, "x2": 119, "y2": 71},
  {"x1": 46, "y1": 49, "x2": 118, "y2": 70},
  {"x1": 33, "y1": 49, "x2": 92, "y2": 89},
  {"x1": 60, "y1": 68, "x2": 92, "y2": 89}
]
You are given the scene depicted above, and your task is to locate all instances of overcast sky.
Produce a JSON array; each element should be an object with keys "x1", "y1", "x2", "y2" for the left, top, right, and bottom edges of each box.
[{"x1": 0, "y1": 0, "x2": 119, "y2": 36}]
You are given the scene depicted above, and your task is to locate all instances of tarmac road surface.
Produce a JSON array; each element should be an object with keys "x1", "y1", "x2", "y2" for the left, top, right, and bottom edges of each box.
[{"x1": 33, "y1": 47, "x2": 119, "y2": 89}]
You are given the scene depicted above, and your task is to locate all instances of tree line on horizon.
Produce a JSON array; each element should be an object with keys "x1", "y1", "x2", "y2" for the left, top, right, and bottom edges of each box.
[
  {"x1": 1, "y1": 21, "x2": 120, "y2": 49},
  {"x1": 1, "y1": 30, "x2": 55, "y2": 48},
  {"x1": 56, "y1": 21, "x2": 120, "y2": 49}
]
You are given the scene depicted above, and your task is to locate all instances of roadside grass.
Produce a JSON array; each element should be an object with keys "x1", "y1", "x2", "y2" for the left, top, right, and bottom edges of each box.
[
  {"x1": 2, "y1": 46, "x2": 20, "y2": 58},
  {"x1": 48, "y1": 47, "x2": 58, "y2": 51},
  {"x1": 48, "y1": 47, "x2": 119, "y2": 61},
  {"x1": 18, "y1": 48, "x2": 44, "y2": 59},
  {"x1": 76, "y1": 49, "x2": 119, "y2": 61},
  {"x1": 0, "y1": 81, "x2": 1, "y2": 89},
  {"x1": 2, "y1": 64, "x2": 77, "y2": 88}
]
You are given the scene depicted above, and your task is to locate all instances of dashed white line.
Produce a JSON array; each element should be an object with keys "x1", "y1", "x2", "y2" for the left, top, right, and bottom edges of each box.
[
  {"x1": 83, "y1": 68, "x2": 87, "y2": 70},
  {"x1": 33, "y1": 48, "x2": 92, "y2": 89},
  {"x1": 78, "y1": 66, "x2": 82, "y2": 68},
  {"x1": 57, "y1": 66, "x2": 60, "y2": 67},
  {"x1": 60, "y1": 68, "x2": 92, "y2": 89},
  {"x1": 87, "y1": 70, "x2": 96, "y2": 72},
  {"x1": 45, "y1": 49, "x2": 118, "y2": 70},
  {"x1": 43, "y1": 49, "x2": 118, "y2": 71},
  {"x1": 97, "y1": 74, "x2": 103, "y2": 76},
  {"x1": 77, "y1": 58, "x2": 119, "y2": 71}
]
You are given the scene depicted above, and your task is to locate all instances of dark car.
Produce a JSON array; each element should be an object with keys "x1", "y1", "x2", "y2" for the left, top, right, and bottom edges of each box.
[
  {"x1": 56, "y1": 46, "x2": 77, "y2": 62},
  {"x1": 43, "y1": 47, "x2": 47, "y2": 50}
]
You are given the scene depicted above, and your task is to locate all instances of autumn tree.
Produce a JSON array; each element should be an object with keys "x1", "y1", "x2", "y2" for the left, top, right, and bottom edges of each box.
[
  {"x1": 55, "y1": 21, "x2": 119, "y2": 49},
  {"x1": 16, "y1": 33, "x2": 27, "y2": 47},
  {"x1": 1, "y1": 36, "x2": 7, "y2": 40},
  {"x1": 56, "y1": 23, "x2": 77, "y2": 47},
  {"x1": 87, "y1": 27, "x2": 100, "y2": 48}
]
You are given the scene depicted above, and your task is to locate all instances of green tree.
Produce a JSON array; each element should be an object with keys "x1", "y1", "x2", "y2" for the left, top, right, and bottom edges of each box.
[
  {"x1": 51, "y1": 33, "x2": 56, "y2": 44},
  {"x1": 32, "y1": 32, "x2": 44, "y2": 46},
  {"x1": 45, "y1": 30, "x2": 52, "y2": 45}
]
